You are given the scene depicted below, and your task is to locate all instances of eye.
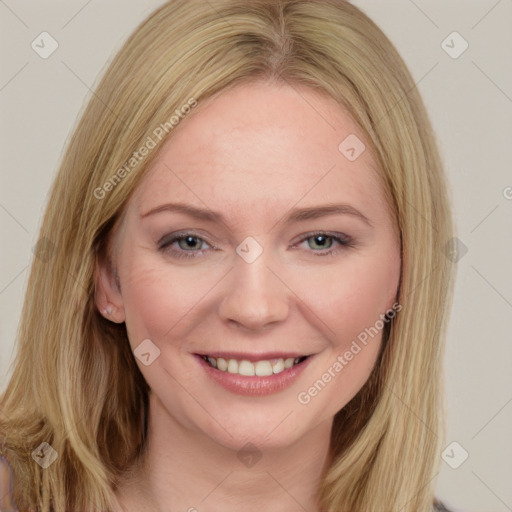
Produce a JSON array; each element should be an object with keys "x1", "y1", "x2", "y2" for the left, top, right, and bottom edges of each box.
[
  {"x1": 157, "y1": 230, "x2": 354, "y2": 260},
  {"x1": 157, "y1": 231, "x2": 213, "y2": 259},
  {"x1": 295, "y1": 231, "x2": 354, "y2": 256}
]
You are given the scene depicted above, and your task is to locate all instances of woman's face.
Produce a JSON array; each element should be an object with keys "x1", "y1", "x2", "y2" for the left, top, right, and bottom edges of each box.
[{"x1": 97, "y1": 81, "x2": 401, "y2": 450}]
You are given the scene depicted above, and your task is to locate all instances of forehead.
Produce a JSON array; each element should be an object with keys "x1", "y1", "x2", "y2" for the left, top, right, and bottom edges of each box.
[{"x1": 131, "y1": 81, "x2": 387, "y2": 227}]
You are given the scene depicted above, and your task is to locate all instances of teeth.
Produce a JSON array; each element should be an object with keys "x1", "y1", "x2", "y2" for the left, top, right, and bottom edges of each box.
[
  {"x1": 284, "y1": 358, "x2": 295, "y2": 369},
  {"x1": 272, "y1": 359, "x2": 284, "y2": 374},
  {"x1": 255, "y1": 360, "x2": 273, "y2": 376},
  {"x1": 203, "y1": 356, "x2": 306, "y2": 376},
  {"x1": 227, "y1": 359, "x2": 239, "y2": 374},
  {"x1": 238, "y1": 360, "x2": 255, "y2": 376}
]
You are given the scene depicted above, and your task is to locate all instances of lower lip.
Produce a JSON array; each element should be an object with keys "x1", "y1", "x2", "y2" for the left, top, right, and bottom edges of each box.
[{"x1": 195, "y1": 355, "x2": 313, "y2": 396}]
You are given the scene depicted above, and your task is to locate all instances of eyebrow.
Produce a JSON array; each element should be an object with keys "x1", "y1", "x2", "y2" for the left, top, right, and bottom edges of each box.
[{"x1": 140, "y1": 202, "x2": 372, "y2": 227}]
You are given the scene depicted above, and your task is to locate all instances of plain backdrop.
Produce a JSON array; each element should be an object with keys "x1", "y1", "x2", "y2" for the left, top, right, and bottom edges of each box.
[{"x1": 1, "y1": 1, "x2": 511, "y2": 511}]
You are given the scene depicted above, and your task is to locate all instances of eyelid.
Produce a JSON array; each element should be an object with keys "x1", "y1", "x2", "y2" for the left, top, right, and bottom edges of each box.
[
  {"x1": 158, "y1": 229, "x2": 213, "y2": 245},
  {"x1": 157, "y1": 229, "x2": 354, "y2": 259},
  {"x1": 291, "y1": 230, "x2": 355, "y2": 257},
  {"x1": 292, "y1": 230, "x2": 353, "y2": 247},
  {"x1": 157, "y1": 230, "x2": 216, "y2": 253}
]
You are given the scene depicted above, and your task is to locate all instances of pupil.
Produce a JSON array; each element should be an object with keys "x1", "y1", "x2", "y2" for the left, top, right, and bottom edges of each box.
[
  {"x1": 313, "y1": 235, "x2": 329, "y2": 248},
  {"x1": 181, "y1": 236, "x2": 199, "y2": 250}
]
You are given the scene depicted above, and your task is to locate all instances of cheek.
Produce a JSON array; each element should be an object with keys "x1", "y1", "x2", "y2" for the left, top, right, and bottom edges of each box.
[
  {"x1": 291, "y1": 250, "x2": 398, "y2": 410},
  {"x1": 294, "y1": 253, "x2": 399, "y2": 346},
  {"x1": 294, "y1": 271, "x2": 389, "y2": 413},
  {"x1": 119, "y1": 254, "x2": 213, "y2": 346}
]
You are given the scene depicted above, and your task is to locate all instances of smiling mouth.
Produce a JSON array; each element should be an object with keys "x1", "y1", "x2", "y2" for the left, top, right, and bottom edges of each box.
[{"x1": 197, "y1": 354, "x2": 310, "y2": 377}]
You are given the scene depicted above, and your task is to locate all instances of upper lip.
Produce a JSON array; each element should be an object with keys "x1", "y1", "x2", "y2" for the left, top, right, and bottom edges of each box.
[{"x1": 195, "y1": 351, "x2": 311, "y2": 362}]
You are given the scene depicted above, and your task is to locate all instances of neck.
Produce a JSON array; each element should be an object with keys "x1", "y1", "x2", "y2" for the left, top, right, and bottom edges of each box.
[{"x1": 114, "y1": 392, "x2": 333, "y2": 512}]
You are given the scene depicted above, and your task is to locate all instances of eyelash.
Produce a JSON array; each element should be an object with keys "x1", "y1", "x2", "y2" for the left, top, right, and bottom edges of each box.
[{"x1": 157, "y1": 230, "x2": 354, "y2": 260}]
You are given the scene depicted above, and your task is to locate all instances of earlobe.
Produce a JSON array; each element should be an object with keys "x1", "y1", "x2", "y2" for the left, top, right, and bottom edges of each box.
[
  {"x1": 102, "y1": 304, "x2": 114, "y2": 316},
  {"x1": 94, "y1": 252, "x2": 126, "y2": 324},
  {"x1": 101, "y1": 304, "x2": 118, "y2": 319}
]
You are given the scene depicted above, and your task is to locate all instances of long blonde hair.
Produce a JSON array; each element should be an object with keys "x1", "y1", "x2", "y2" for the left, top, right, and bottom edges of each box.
[{"x1": 0, "y1": 1, "x2": 455, "y2": 510}]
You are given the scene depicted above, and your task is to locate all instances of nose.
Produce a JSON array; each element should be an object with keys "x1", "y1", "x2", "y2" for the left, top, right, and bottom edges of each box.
[{"x1": 217, "y1": 250, "x2": 290, "y2": 332}]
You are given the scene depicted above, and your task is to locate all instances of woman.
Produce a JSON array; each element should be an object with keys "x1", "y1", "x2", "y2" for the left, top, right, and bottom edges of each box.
[{"x1": 0, "y1": 1, "x2": 457, "y2": 510}]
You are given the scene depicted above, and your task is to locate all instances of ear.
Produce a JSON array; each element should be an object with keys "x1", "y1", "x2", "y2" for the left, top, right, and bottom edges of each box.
[{"x1": 94, "y1": 250, "x2": 126, "y2": 324}]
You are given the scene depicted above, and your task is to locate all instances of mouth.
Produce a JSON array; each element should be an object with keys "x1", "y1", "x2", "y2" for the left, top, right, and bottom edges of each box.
[
  {"x1": 193, "y1": 351, "x2": 314, "y2": 396},
  {"x1": 196, "y1": 353, "x2": 311, "y2": 377}
]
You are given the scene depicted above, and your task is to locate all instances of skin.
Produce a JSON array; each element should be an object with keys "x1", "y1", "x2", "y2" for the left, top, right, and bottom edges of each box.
[{"x1": 96, "y1": 80, "x2": 401, "y2": 512}]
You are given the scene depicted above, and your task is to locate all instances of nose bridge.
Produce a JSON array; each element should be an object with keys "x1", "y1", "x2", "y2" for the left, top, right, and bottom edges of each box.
[{"x1": 218, "y1": 242, "x2": 289, "y2": 330}]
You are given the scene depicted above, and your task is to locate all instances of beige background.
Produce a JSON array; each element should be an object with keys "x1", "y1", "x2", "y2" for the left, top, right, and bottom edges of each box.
[{"x1": 1, "y1": 1, "x2": 511, "y2": 510}]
